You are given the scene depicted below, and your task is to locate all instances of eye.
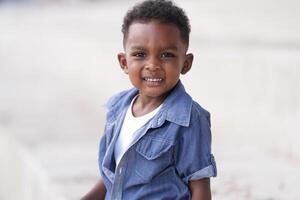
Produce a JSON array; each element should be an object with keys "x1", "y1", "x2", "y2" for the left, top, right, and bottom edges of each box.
[
  {"x1": 161, "y1": 52, "x2": 175, "y2": 58},
  {"x1": 132, "y1": 52, "x2": 146, "y2": 58}
]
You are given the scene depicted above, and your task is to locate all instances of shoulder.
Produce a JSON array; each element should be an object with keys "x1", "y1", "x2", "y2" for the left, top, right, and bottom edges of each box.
[
  {"x1": 106, "y1": 89, "x2": 130, "y2": 108},
  {"x1": 191, "y1": 101, "x2": 210, "y2": 121},
  {"x1": 104, "y1": 88, "x2": 138, "y2": 122},
  {"x1": 181, "y1": 99, "x2": 211, "y2": 130},
  {"x1": 106, "y1": 87, "x2": 138, "y2": 110},
  {"x1": 177, "y1": 101, "x2": 212, "y2": 147}
]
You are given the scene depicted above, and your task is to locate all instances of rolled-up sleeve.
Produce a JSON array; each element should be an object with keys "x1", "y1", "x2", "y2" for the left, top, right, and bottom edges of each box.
[{"x1": 174, "y1": 108, "x2": 217, "y2": 184}]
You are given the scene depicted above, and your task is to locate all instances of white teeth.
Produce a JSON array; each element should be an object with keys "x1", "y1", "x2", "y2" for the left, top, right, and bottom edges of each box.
[{"x1": 144, "y1": 78, "x2": 162, "y2": 82}]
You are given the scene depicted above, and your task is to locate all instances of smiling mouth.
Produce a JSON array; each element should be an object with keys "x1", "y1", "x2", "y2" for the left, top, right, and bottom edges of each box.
[
  {"x1": 143, "y1": 77, "x2": 163, "y2": 82},
  {"x1": 142, "y1": 77, "x2": 164, "y2": 86}
]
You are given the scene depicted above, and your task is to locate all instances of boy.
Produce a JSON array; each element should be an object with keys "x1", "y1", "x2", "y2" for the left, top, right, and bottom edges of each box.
[{"x1": 81, "y1": 0, "x2": 217, "y2": 199}]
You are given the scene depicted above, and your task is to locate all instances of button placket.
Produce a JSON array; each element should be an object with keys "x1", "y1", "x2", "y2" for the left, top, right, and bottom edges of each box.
[{"x1": 111, "y1": 155, "x2": 128, "y2": 200}]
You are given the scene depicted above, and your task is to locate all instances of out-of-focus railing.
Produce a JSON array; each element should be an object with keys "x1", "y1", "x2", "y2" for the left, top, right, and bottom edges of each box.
[{"x1": 0, "y1": 129, "x2": 67, "y2": 200}]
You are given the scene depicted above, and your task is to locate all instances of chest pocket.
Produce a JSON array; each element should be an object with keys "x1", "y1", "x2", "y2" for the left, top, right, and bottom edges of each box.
[{"x1": 134, "y1": 136, "x2": 174, "y2": 184}]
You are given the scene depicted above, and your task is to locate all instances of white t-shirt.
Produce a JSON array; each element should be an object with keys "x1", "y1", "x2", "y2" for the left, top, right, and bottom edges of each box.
[{"x1": 114, "y1": 96, "x2": 162, "y2": 166}]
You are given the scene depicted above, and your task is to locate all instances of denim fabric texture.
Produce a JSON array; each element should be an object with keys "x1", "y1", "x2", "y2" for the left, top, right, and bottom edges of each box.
[{"x1": 98, "y1": 80, "x2": 217, "y2": 200}]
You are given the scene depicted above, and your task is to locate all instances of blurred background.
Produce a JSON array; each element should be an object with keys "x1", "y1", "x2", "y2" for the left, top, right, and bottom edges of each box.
[{"x1": 0, "y1": 0, "x2": 299, "y2": 199}]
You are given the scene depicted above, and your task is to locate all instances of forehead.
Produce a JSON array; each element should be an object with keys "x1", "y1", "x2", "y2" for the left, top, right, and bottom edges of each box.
[{"x1": 125, "y1": 21, "x2": 186, "y2": 50}]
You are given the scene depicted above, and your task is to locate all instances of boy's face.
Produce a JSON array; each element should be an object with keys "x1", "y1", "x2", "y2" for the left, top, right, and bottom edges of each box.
[{"x1": 118, "y1": 20, "x2": 193, "y2": 101}]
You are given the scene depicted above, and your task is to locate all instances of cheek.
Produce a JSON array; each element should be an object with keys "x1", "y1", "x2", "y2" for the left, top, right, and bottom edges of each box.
[
  {"x1": 164, "y1": 64, "x2": 182, "y2": 75},
  {"x1": 128, "y1": 66, "x2": 141, "y2": 81},
  {"x1": 128, "y1": 64, "x2": 141, "y2": 74}
]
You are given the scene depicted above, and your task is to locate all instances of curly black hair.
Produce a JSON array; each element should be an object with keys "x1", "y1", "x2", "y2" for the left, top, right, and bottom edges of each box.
[{"x1": 122, "y1": 0, "x2": 191, "y2": 47}]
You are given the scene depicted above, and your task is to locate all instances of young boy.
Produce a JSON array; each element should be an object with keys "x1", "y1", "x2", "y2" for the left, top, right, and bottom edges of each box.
[{"x1": 82, "y1": 0, "x2": 217, "y2": 199}]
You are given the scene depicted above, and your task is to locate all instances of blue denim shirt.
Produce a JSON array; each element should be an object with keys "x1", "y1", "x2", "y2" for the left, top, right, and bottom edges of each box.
[{"x1": 98, "y1": 81, "x2": 217, "y2": 200}]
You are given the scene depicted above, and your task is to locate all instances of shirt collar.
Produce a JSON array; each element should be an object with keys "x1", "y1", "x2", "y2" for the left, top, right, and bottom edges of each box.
[
  {"x1": 106, "y1": 80, "x2": 193, "y2": 127},
  {"x1": 152, "y1": 80, "x2": 193, "y2": 127}
]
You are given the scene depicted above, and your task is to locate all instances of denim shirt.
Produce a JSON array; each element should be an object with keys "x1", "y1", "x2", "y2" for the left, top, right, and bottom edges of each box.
[{"x1": 98, "y1": 81, "x2": 217, "y2": 200}]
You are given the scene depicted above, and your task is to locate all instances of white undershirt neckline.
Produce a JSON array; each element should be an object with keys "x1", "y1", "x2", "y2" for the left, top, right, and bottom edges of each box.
[{"x1": 114, "y1": 95, "x2": 162, "y2": 167}]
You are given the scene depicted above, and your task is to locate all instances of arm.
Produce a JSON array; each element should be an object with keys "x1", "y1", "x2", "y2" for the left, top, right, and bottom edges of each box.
[
  {"x1": 80, "y1": 179, "x2": 106, "y2": 200},
  {"x1": 189, "y1": 178, "x2": 211, "y2": 200}
]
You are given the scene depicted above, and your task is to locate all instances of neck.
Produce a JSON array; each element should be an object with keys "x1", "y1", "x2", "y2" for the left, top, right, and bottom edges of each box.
[{"x1": 131, "y1": 94, "x2": 165, "y2": 117}]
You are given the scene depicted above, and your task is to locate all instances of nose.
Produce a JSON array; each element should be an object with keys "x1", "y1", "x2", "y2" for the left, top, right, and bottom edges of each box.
[
  {"x1": 145, "y1": 64, "x2": 160, "y2": 71},
  {"x1": 145, "y1": 56, "x2": 160, "y2": 71}
]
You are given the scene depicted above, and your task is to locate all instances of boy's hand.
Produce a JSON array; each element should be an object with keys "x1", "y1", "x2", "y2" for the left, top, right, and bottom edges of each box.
[
  {"x1": 80, "y1": 179, "x2": 106, "y2": 200},
  {"x1": 189, "y1": 178, "x2": 211, "y2": 200}
]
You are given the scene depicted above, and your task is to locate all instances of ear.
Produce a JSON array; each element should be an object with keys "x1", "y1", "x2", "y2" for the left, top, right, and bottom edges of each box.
[
  {"x1": 118, "y1": 53, "x2": 128, "y2": 74},
  {"x1": 181, "y1": 53, "x2": 193, "y2": 75}
]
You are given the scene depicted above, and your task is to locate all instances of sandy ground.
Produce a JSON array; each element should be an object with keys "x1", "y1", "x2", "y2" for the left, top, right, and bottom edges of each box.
[{"x1": 0, "y1": 0, "x2": 300, "y2": 199}]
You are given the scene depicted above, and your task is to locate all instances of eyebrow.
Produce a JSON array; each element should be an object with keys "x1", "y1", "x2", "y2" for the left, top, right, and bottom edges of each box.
[
  {"x1": 163, "y1": 46, "x2": 178, "y2": 51},
  {"x1": 130, "y1": 46, "x2": 146, "y2": 51}
]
